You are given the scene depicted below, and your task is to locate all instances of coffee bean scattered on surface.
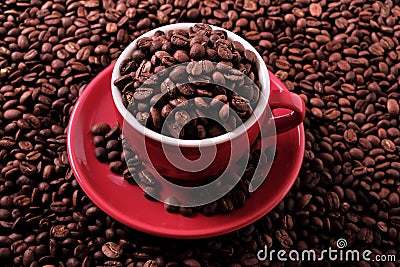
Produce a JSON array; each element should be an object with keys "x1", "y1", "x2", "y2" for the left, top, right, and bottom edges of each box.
[
  {"x1": 114, "y1": 23, "x2": 261, "y2": 139},
  {"x1": 1, "y1": 0, "x2": 400, "y2": 266},
  {"x1": 91, "y1": 122, "x2": 125, "y2": 174}
]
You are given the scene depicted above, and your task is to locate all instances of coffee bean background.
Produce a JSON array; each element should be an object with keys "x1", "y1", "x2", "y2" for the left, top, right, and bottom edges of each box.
[{"x1": 1, "y1": 0, "x2": 400, "y2": 266}]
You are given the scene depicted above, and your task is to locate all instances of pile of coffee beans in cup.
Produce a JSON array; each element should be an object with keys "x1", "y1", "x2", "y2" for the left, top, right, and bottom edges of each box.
[
  {"x1": 114, "y1": 23, "x2": 261, "y2": 139},
  {"x1": 1, "y1": 0, "x2": 400, "y2": 266},
  {"x1": 90, "y1": 121, "x2": 262, "y2": 217}
]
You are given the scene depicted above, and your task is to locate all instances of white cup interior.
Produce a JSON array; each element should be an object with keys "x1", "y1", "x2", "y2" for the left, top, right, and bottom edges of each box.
[{"x1": 111, "y1": 23, "x2": 270, "y2": 147}]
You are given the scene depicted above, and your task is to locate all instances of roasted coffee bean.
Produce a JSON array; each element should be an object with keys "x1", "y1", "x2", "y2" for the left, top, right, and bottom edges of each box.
[
  {"x1": 91, "y1": 122, "x2": 110, "y2": 135},
  {"x1": 167, "y1": 121, "x2": 183, "y2": 138},
  {"x1": 190, "y1": 43, "x2": 206, "y2": 59},
  {"x1": 381, "y1": 139, "x2": 396, "y2": 153},
  {"x1": 169, "y1": 96, "x2": 188, "y2": 107},
  {"x1": 109, "y1": 161, "x2": 124, "y2": 174},
  {"x1": 177, "y1": 84, "x2": 195, "y2": 97},
  {"x1": 134, "y1": 88, "x2": 154, "y2": 101},
  {"x1": 174, "y1": 50, "x2": 190, "y2": 63},
  {"x1": 50, "y1": 202, "x2": 67, "y2": 213},
  {"x1": 51, "y1": 225, "x2": 69, "y2": 238},
  {"x1": 219, "y1": 103, "x2": 230, "y2": 121},
  {"x1": 106, "y1": 140, "x2": 120, "y2": 151},
  {"x1": 244, "y1": 50, "x2": 257, "y2": 63},
  {"x1": 108, "y1": 151, "x2": 121, "y2": 162},
  {"x1": 161, "y1": 104, "x2": 173, "y2": 118},
  {"x1": 94, "y1": 147, "x2": 107, "y2": 162},
  {"x1": 150, "y1": 107, "x2": 162, "y2": 129},
  {"x1": 102, "y1": 242, "x2": 122, "y2": 259},
  {"x1": 196, "y1": 125, "x2": 207, "y2": 139},
  {"x1": 171, "y1": 33, "x2": 190, "y2": 47},
  {"x1": 3, "y1": 109, "x2": 22, "y2": 120},
  {"x1": 174, "y1": 110, "x2": 191, "y2": 126},
  {"x1": 168, "y1": 66, "x2": 187, "y2": 82},
  {"x1": 387, "y1": 99, "x2": 399, "y2": 116},
  {"x1": 344, "y1": 129, "x2": 358, "y2": 144},
  {"x1": 179, "y1": 207, "x2": 193, "y2": 217},
  {"x1": 231, "y1": 96, "x2": 250, "y2": 111},
  {"x1": 93, "y1": 135, "x2": 105, "y2": 147},
  {"x1": 164, "y1": 196, "x2": 180, "y2": 213},
  {"x1": 217, "y1": 46, "x2": 233, "y2": 60},
  {"x1": 104, "y1": 261, "x2": 122, "y2": 267},
  {"x1": 186, "y1": 61, "x2": 203, "y2": 76}
]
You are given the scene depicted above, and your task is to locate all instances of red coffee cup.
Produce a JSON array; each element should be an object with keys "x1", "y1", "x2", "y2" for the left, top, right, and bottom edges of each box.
[{"x1": 111, "y1": 23, "x2": 305, "y2": 182}]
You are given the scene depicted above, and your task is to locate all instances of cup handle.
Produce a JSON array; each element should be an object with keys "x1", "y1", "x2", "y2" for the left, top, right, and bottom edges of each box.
[{"x1": 269, "y1": 89, "x2": 305, "y2": 134}]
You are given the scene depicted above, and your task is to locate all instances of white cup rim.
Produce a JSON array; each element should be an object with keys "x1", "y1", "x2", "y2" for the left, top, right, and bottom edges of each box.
[{"x1": 111, "y1": 23, "x2": 270, "y2": 147}]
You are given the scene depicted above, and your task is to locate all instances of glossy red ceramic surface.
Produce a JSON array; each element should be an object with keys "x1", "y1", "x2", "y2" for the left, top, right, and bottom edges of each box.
[{"x1": 67, "y1": 65, "x2": 305, "y2": 238}]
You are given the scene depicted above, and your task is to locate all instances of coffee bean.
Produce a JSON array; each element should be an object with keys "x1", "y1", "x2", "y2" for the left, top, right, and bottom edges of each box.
[
  {"x1": 94, "y1": 147, "x2": 107, "y2": 162},
  {"x1": 231, "y1": 96, "x2": 250, "y2": 111},
  {"x1": 173, "y1": 50, "x2": 190, "y2": 63},
  {"x1": 324, "y1": 108, "x2": 340, "y2": 120},
  {"x1": 164, "y1": 196, "x2": 180, "y2": 213},
  {"x1": 177, "y1": 84, "x2": 195, "y2": 97},
  {"x1": 109, "y1": 161, "x2": 124, "y2": 174},
  {"x1": 161, "y1": 104, "x2": 173, "y2": 118},
  {"x1": 93, "y1": 135, "x2": 105, "y2": 147},
  {"x1": 212, "y1": 71, "x2": 225, "y2": 85},
  {"x1": 106, "y1": 140, "x2": 120, "y2": 151},
  {"x1": 183, "y1": 258, "x2": 201, "y2": 267},
  {"x1": 171, "y1": 33, "x2": 189, "y2": 47},
  {"x1": 0, "y1": 248, "x2": 11, "y2": 260},
  {"x1": 381, "y1": 139, "x2": 396, "y2": 153},
  {"x1": 104, "y1": 261, "x2": 122, "y2": 267},
  {"x1": 50, "y1": 202, "x2": 67, "y2": 213},
  {"x1": 134, "y1": 88, "x2": 154, "y2": 101},
  {"x1": 190, "y1": 43, "x2": 205, "y2": 59},
  {"x1": 91, "y1": 122, "x2": 110, "y2": 135},
  {"x1": 168, "y1": 66, "x2": 186, "y2": 83},
  {"x1": 194, "y1": 97, "x2": 208, "y2": 109},
  {"x1": 217, "y1": 46, "x2": 233, "y2": 60},
  {"x1": 309, "y1": 3, "x2": 322, "y2": 17},
  {"x1": 143, "y1": 260, "x2": 158, "y2": 267},
  {"x1": 179, "y1": 207, "x2": 193, "y2": 217},
  {"x1": 108, "y1": 151, "x2": 121, "y2": 162},
  {"x1": 150, "y1": 107, "x2": 162, "y2": 129},
  {"x1": 219, "y1": 103, "x2": 230, "y2": 121},
  {"x1": 369, "y1": 43, "x2": 385, "y2": 56},
  {"x1": 186, "y1": 61, "x2": 203, "y2": 76},
  {"x1": 344, "y1": 129, "x2": 357, "y2": 144},
  {"x1": 102, "y1": 242, "x2": 122, "y2": 259},
  {"x1": 196, "y1": 125, "x2": 207, "y2": 139},
  {"x1": 244, "y1": 50, "x2": 257, "y2": 63},
  {"x1": 174, "y1": 110, "x2": 190, "y2": 126},
  {"x1": 3, "y1": 109, "x2": 22, "y2": 120},
  {"x1": 51, "y1": 225, "x2": 69, "y2": 238},
  {"x1": 387, "y1": 99, "x2": 399, "y2": 116},
  {"x1": 218, "y1": 198, "x2": 234, "y2": 214}
]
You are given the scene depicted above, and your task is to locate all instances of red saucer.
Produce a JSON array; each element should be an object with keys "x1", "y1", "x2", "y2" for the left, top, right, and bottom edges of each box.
[{"x1": 67, "y1": 64, "x2": 305, "y2": 239}]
